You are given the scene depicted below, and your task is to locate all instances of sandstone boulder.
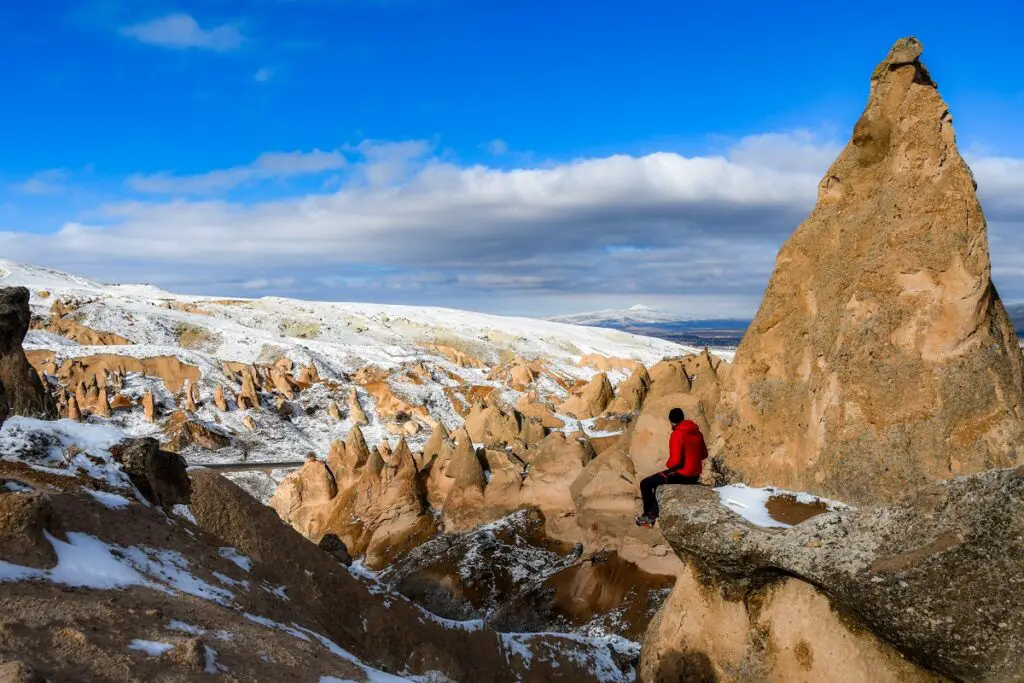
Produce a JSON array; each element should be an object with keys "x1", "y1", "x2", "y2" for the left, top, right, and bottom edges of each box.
[{"x1": 714, "y1": 38, "x2": 1024, "y2": 504}]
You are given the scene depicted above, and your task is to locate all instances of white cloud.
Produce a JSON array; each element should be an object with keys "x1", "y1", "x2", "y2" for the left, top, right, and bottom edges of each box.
[
  {"x1": 127, "y1": 149, "x2": 346, "y2": 193},
  {"x1": 120, "y1": 14, "x2": 244, "y2": 52},
  {"x1": 6, "y1": 131, "x2": 1024, "y2": 315},
  {"x1": 241, "y1": 277, "x2": 296, "y2": 290},
  {"x1": 482, "y1": 139, "x2": 509, "y2": 156},
  {"x1": 254, "y1": 67, "x2": 275, "y2": 82},
  {"x1": 13, "y1": 169, "x2": 68, "y2": 195}
]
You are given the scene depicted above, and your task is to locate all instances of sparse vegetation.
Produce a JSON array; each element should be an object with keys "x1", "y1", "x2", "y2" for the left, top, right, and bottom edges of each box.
[
  {"x1": 280, "y1": 319, "x2": 322, "y2": 339},
  {"x1": 176, "y1": 322, "x2": 221, "y2": 351}
]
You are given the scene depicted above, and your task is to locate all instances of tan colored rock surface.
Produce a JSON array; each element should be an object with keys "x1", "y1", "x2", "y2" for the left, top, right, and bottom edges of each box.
[
  {"x1": 347, "y1": 388, "x2": 368, "y2": 425},
  {"x1": 432, "y1": 344, "x2": 485, "y2": 369},
  {"x1": 578, "y1": 354, "x2": 640, "y2": 373},
  {"x1": 0, "y1": 288, "x2": 57, "y2": 420},
  {"x1": 568, "y1": 436, "x2": 682, "y2": 575},
  {"x1": 559, "y1": 372, "x2": 614, "y2": 419},
  {"x1": 95, "y1": 386, "x2": 112, "y2": 418},
  {"x1": 327, "y1": 401, "x2": 341, "y2": 421},
  {"x1": 270, "y1": 459, "x2": 339, "y2": 538},
  {"x1": 638, "y1": 563, "x2": 940, "y2": 683},
  {"x1": 714, "y1": 38, "x2": 1024, "y2": 504},
  {"x1": 66, "y1": 395, "x2": 81, "y2": 422},
  {"x1": 213, "y1": 384, "x2": 228, "y2": 411},
  {"x1": 35, "y1": 313, "x2": 133, "y2": 346},
  {"x1": 162, "y1": 411, "x2": 232, "y2": 452},
  {"x1": 141, "y1": 390, "x2": 156, "y2": 423},
  {"x1": 26, "y1": 352, "x2": 199, "y2": 395},
  {"x1": 606, "y1": 364, "x2": 651, "y2": 414}
]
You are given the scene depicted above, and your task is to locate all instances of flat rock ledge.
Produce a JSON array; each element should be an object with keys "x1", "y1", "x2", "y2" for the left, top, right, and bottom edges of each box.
[{"x1": 656, "y1": 468, "x2": 1024, "y2": 682}]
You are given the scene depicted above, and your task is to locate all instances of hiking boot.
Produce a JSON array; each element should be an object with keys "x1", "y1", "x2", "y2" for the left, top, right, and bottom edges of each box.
[{"x1": 635, "y1": 515, "x2": 655, "y2": 528}]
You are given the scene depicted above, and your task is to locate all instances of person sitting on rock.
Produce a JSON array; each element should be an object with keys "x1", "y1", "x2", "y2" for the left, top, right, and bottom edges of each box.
[{"x1": 635, "y1": 407, "x2": 707, "y2": 527}]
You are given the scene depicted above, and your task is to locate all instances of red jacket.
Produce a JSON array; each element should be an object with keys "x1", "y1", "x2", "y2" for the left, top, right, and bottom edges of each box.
[{"x1": 666, "y1": 420, "x2": 707, "y2": 477}]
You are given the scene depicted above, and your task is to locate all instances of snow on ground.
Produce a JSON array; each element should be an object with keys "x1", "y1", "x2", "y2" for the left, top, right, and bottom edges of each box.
[
  {"x1": 2, "y1": 258, "x2": 736, "y2": 486},
  {"x1": 714, "y1": 484, "x2": 846, "y2": 529},
  {"x1": 127, "y1": 639, "x2": 175, "y2": 656}
]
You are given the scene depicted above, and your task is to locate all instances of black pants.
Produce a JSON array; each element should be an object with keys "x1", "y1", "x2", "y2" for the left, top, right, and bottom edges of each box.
[{"x1": 640, "y1": 470, "x2": 700, "y2": 518}]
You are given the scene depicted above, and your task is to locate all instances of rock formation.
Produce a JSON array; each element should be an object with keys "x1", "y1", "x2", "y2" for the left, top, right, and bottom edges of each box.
[
  {"x1": 213, "y1": 384, "x2": 228, "y2": 411},
  {"x1": 141, "y1": 390, "x2": 156, "y2": 423},
  {"x1": 606, "y1": 364, "x2": 651, "y2": 414},
  {"x1": 0, "y1": 287, "x2": 57, "y2": 419},
  {"x1": 95, "y1": 386, "x2": 112, "y2": 418},
  {"x1": 109, "y1": 437, "x2": 190, "y2": 509},
  {"x1": 66, "y1": 395, "x2": 81, "y2": 422},
  {"x1": 646, "y1": 465, "x2": 1024, "y2": 682},
  {"x1": 348, "y1": 389, "x2": 368, "y2": 425},
  {"x1": 714, "y1": 37, "x2": 1024, "y2": 504},
  {"x1": 327, "y1": 401, "x2": 341, "y2": 421},
  {"x1": 559, "y1": 372, "x2": 614, "y2": 419}
]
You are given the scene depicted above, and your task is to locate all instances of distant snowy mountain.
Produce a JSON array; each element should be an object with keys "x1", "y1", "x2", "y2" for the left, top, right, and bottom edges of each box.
[
  {"x1": 550, "y1": 305, "x2": 750, "y2": 349},
  {"x1": 548, "y1": 304, "x2": 698, "y2": 327}
]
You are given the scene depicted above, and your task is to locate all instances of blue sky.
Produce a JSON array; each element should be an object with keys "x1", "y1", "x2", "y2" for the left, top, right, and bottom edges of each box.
[{"x1": 2, "y1": 1, "x2": 1023, "y2": 316}]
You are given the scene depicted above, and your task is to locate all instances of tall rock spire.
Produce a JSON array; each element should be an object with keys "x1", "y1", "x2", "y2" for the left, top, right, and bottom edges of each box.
[{"x1": 713, "y1": 38, "x2": 1024, "y2": 504}]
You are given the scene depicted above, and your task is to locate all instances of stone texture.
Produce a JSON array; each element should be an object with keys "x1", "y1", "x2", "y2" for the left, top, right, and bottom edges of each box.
[
  {"x1": 639, "y1": 562, "x2": 942, "y2": 683},
  {"x1": 653, "y1": 465, "x2": 1024, "y2": 682},
  {"x1": 713, "y1": 38, "x2": 1024, "y2": 504},
  {"x1": 0, "y1": 287, "x2": 56, "y2": 420},
  {"x1": 558, "y1": 372, "x2": 613, "y2": 419},
  {"x1": 109, "y1": 437, "x2": 190, "y2": 509}
]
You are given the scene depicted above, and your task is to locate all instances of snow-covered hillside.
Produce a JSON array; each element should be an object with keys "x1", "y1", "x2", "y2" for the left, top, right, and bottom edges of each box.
[{"x1": 1, "y1": 260, "x2": 719, "y2": 480}]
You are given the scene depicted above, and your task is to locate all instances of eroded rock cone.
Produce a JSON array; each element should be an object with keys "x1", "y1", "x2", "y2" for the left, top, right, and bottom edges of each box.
[
  {"x1": 421, "y1": 422, "x2": 450, "y2": 469},
  {"x1": 66, "y1": 395, "x2": 82, "y2": 422},
  {"x1": 95, "y1": 386, "x2": 112, "y2": 418},
  {"x1": 0, "y1": 287, "x2": 57, "y2": 420},
  {"x1": 345, "y1": 425, "x2": 371, "y2": 470},
  {"x1": 348, "y1": 389, "x2": 368, "y2": 426},
  {"x1": 213, "y1": 385, "x2": 228, "y2": 411},
  {"x1": 328, "y1": 401, "x2": 342, "y2": 421},
  {"x1": 559, "y1": 372, "x2": 613, "y2": 420},
  {"x1": 714, "y1": 37, "x2": 1024, "y2": 504},
  {"x1": 142, "y1": 390, "x2": 156, "y2": 423},
  {"x1": 606, "y1": 365, "x2": 650, "y2": 414}
]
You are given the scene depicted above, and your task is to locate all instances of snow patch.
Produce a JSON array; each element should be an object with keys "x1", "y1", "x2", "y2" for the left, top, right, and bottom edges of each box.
[
  {"x1": 714, "y1": 484, "x2": 842, "y2": 529},
  {"x1": 128, "y1": 639, "x2": 174, "y2": 656},
  {"x1": 85, "y1": 489, "x2": 133, "y2": 509},
  {"x1": 218, "y1": 547, "x2": 253, "y2": 572}
]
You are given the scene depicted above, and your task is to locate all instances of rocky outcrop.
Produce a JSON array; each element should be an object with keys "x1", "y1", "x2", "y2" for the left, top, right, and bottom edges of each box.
[
  {"x1": 640, "y1": 562, "x2": 940, "y2": 683},
  {"x1": 649, "y1": 466, "x2": 1024, "y2": 682},
  {"x1": 606, "y1": 364, "x2": 651, "y2": 414},
  {"x1": 714, "y1": 38, "x2": 1024, "y2": 504},
  {"x1": 0, "y1": 287, "x2": 56, "y2": 420},
  {"x1": 108, "y1": 437, "x2": 190, "y2": 509},
  {"x1": 559, "y1": 372, "x2": 614, "y2": 419},
  {"x1": 465, "y1": 399, "x2": 546, "y2": 447}
]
